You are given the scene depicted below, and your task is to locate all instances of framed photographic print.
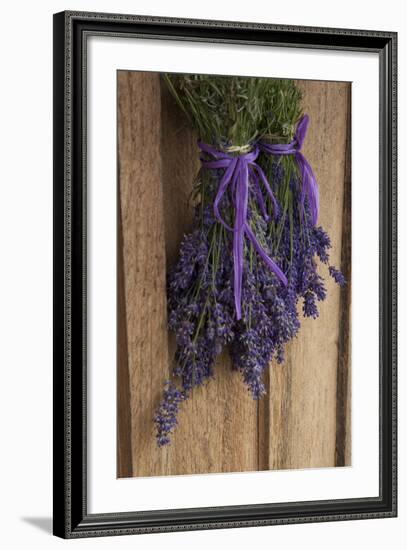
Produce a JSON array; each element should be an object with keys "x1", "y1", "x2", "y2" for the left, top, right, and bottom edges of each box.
[{"x1": 53, "y1": 11, "x2": 397, "y2": 538}]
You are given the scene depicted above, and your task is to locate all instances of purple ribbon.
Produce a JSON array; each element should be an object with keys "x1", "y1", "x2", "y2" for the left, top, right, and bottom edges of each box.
[
  {"x1": 260, "y1": 114, "x2": 319, "y2": 226},
  {"x1": 199, "y1": 141, "x2": 287, "y2": 321}
]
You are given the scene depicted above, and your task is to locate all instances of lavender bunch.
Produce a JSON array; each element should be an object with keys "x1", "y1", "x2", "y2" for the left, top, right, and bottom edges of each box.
[{"x1": 154, "y1": 74, "x2": 345, "y2": 446}]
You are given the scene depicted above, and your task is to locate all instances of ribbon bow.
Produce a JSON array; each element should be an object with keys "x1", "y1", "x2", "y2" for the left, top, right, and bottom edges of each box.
[
  {"x1": 199, "y1": 141, "x2": 287, "y2": 321},
  {"x1": 260, "y1": 114, "x2": 319, "y2": 226}
]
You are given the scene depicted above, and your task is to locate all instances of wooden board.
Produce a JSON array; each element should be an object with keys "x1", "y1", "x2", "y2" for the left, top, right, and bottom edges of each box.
[
  {"x1": 264, "y1": 81, "x2": 352, "y2": 470},
  {"x1": 117, "y1": 72, "x2": 351, "y2": 477}
]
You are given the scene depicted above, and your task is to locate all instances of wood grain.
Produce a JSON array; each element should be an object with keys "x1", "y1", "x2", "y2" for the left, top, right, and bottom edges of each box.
[{"x1": 117, "y1": 72, "x2": 351, "y2": 477}]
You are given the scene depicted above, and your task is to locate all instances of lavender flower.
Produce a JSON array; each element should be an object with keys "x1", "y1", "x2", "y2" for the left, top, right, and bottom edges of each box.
[
  {"x1": 329, "y1": 265, "x2": 346, "y2": 286},
  {"x1": 154, "y1": 382, "x2": 187, "y2": 447}
]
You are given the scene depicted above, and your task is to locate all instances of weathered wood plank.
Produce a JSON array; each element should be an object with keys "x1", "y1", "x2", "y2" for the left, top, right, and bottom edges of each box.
[
  {"x1": 116, "y1": 179, "x2": 133, "y2": 478},
  {"x1": 335, "y1": 85, "x2": 352, "y2": 467},
  {"x1": 265, "y1": 80, "x2": 351, "y2": 470},
  {"x1": 117, "y1": 71, "x2": 171, "y2": 477},
  {"x1": 160, "y1": 80, "x2": 258, "y2": 475}
]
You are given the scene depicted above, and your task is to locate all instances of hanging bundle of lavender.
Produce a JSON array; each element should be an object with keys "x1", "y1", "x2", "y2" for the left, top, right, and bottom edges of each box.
[{"x1": 154, "y1": 75, "x2": 345, "y2": 446}]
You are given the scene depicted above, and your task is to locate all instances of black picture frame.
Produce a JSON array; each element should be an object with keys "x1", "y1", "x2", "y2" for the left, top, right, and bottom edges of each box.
[{"x1": 53, "y1": 10, "x2": 397, "y2": 538}]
